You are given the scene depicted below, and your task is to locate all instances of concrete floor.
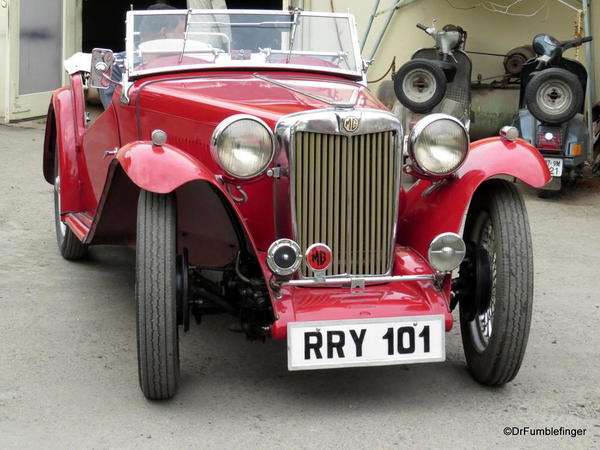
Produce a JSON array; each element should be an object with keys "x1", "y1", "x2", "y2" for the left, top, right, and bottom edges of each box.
[{"x1": 0, "y1": 123, "x2": 599, "y2": 449}]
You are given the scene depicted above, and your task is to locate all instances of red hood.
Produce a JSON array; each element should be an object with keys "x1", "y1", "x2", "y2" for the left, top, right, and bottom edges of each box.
[
  {"x1": 135, "y1": 72, "x2": 387, "y2": 127},
  {"x1": 127, "y1": 71, "x2": 392, "y2": 253}
]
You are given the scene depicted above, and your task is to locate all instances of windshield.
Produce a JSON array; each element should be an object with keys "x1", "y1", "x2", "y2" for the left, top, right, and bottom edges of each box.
[{"x1": 126, "y1": 10, "x2": 361, "y2": 78}]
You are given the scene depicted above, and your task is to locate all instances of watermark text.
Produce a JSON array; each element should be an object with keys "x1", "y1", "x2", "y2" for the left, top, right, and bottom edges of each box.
[{"x1": 503, "y1": 426, "x2": 586, "y2": 438}]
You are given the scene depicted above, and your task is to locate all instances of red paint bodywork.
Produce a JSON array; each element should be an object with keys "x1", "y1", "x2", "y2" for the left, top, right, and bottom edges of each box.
[
  {"x1": 399, "y1": 137, "x2": 551, "y2": 259},
  {"x1": 269, "y1": 247, "x2": 452, "y2": 340},
  {"x1": 44, "y1": 67, "x2": 550, "y2": 340},
  {"x1": 116, "y1": 141, "x2": 217, "y2": 193}
]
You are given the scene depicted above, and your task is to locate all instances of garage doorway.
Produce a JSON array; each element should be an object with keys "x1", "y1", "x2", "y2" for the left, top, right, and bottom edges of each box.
[
  {"x1": 82, "y1": 0, "x2": 283, "y2": 53},
  {"x1": 0, "y1": 0, "x2": 80, "y2": 122}
]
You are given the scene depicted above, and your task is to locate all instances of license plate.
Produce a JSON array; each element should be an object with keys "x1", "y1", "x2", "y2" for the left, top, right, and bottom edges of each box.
[
  {"x1": 544, "y1": 157, "x2": 563, "y2": 177},
  {"x1": 287, "y1": 315, "x2": 445, "y2": 370}
]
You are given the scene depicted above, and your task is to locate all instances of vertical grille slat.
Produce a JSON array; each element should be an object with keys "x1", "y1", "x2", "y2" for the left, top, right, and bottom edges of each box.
[
  {"x1": 357, "y1": 135, "x2": 365, "y2": 274},
  {"x1": 332, "y1": 135, "x2": 340, "y2": 274},
  {"x1": 375, "y1": 133, "x2": 383, "y2": 273},
  {"x1": 314, "y1": 134, "x2": 321, "y2": 247},
  {"x1": 327, "y1": 135, "x2": 335, "y2": 271},
  {"x1": 386, "y1": 132, "x2": 395, "y2": 265},
  {"x1": 369, "y1": 134, "x2": 376, "y2": 274},
  {"x1": 381, "y1": 132, "x2": 390, "y2": 269},
  {"x1": 363, "y1": 135, "x2": 370, "y2": 274},
  {"x1": 321, "y1": 134, "x2": 328, "y2": 245},
  {"x1": 294, "y1": 130, "x2": 397, "y2": 277},
  {"x1": 351, "y1": 136, "x2": 359, "y2": 274},
  {"x1": 340, "y1": 136, "x2": 348, "y2": 275}
]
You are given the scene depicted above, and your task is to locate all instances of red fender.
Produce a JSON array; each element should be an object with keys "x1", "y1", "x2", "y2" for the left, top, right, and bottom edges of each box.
[
  {"x1": 44, "y1": 74, "x2": 87, "y2": 214},
  {"x1": 114, "y1": 141, "x2": 260, "y2": 250},
  {"x1": 115, "y1": 141, "x2": 219, "y2": 193},
  {"x1": 398, "y1": 137, "x2": 551, "y2": 258},
  {"x1": 113, "y1": 140, "x2": 280, "y2": 296}
]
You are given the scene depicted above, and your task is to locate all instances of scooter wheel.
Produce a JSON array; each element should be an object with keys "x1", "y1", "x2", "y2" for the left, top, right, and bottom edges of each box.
[
  {"x1": 393, "y1": 59, "x2": 447, "y2": 113},
  {"x1": 525, "y1": 68, "x2": 583, "y2": 124}
]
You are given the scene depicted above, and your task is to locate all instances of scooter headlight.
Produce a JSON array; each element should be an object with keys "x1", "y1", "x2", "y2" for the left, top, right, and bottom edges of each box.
[{"x1": 408, "y1": 113, "x2": 469, "y2": 177}]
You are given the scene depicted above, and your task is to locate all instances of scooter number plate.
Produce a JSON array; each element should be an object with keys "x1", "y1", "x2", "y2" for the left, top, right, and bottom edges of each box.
[{"x1": 544, "y1": 158, "x2": 563, "y2": 177}]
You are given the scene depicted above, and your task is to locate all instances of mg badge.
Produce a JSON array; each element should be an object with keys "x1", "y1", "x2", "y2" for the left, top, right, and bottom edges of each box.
[
  {"x1": 343, "y1": 116, "x2": 359, "y2": 133},
  {"x1": 305, "y1": 243, "x2": 332, "y2": 272}
]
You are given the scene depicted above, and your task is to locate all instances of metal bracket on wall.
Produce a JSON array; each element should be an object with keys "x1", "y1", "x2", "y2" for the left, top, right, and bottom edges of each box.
[{"x1": 361, "y1": 0, "x2": 414, "y2": 60}]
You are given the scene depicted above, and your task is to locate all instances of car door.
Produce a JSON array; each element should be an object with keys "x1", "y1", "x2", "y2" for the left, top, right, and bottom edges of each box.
[{"x1": 81, "y1": 104, "x2": 121, "y2": 215}]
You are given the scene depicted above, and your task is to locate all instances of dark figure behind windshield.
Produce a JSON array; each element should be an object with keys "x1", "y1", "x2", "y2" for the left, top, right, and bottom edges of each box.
[{"x1": 99, "y1": 4, "x2": 185, "y2": 109}]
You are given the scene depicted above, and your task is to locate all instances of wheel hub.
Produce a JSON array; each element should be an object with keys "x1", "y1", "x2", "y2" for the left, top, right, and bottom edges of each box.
[
  {"x1": 403, "y1": 68, "x2": 436, "y2": 102},
  {"x1": 537, "y1": 80, "x2": 572, "y2": 115},
  {"x1": 454, "y1": 241, "x2": 493, "y2": 322}
]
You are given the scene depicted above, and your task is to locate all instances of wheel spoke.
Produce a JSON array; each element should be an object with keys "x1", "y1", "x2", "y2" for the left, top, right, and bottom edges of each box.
[{"x1": 468, "y1": 216, "x2": 497, "y2": 353}]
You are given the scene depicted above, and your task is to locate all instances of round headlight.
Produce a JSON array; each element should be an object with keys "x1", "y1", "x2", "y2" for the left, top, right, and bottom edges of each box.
[
  {"x1": 211, "y1": 114, "x2": 274, "y2": 179},
  {"x1": 409, "y1": 114, "x2": 469, "y2": 177}
]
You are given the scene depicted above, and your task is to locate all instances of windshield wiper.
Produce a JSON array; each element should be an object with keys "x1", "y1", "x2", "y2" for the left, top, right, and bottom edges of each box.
[
  {"x1": 286, "y1": 9, "x2": 301, "y2": 64},
  {"x1": 253, "y1": 73, "x2": 357, "y2": 108}
]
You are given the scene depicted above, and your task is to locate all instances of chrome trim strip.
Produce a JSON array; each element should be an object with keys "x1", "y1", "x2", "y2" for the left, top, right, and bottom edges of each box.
[
  {"x1": 347, "y1": 13, "x2": 367, "y2": 85},
  {"x1": 283, "y1": 274, "x2": 435, "y2": 287},
  {"x1": 275, "y1": 108, "x2": 403, "y2": 279}
]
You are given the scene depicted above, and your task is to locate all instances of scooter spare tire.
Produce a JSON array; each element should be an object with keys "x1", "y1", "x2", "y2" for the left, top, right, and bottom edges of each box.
[
  {"x1": 393, "y1": 59, "x2": 447, "y2": 113},
  {"x1": 525, "y1": 68, "x2": 583, "y2": 124}
]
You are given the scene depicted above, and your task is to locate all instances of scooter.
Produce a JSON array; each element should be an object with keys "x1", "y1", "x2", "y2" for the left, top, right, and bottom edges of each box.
[
  {"x1": 594, "y1": 102, "x2": 600, "y2": 172},
  {"x1": 513, "y1": 33, "x2": 593, "y2": 196},
  {"x1": 392, "y1": 20, "x2": 471, "y2": 130}
]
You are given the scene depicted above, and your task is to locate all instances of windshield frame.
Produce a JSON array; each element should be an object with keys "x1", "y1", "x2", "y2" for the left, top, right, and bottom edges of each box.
[{"x1": 124, "y1": 9, "x2": 363, "y2": 80}]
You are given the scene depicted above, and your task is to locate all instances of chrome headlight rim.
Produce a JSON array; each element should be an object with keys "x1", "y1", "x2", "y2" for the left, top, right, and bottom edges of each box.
[
  {"x1": 408, "y1": 113, "x2": 469, "y2": 178},
  {"x1": 210, "y1": 114, "x2": 275, "y2": 180}
]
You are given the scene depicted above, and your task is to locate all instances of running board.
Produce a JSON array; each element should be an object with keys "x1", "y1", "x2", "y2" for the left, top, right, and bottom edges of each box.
[{"x1": 63, "y1": 212, "x2": 93, "y2": 241}]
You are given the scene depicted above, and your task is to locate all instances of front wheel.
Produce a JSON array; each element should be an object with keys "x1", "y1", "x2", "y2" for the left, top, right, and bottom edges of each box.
[
  {"x1": 53, "y1": 145, "x2": 87, "y2": 260},
  {"x1": 136, "y1": 190, "x2": 180, "y2": 400},
  {"x1": 458, "y1": 181, "x2": 533, "y2": 386}
]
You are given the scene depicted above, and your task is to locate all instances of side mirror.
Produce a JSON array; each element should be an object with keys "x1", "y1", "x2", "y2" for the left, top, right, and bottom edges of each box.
[{"x1": 90, "y1": 48, "x2": 115, "y2": 89}]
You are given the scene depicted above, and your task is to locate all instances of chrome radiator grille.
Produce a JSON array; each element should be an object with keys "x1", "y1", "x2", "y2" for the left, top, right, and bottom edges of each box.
[{"x1": 293, "y1": 131, "x2": 398, "y2": 277}]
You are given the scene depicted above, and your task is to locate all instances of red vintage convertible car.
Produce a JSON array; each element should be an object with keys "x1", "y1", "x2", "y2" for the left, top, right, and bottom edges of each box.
[{"x1": 43, "y1": 9, "x2": 550, "y2": 400}]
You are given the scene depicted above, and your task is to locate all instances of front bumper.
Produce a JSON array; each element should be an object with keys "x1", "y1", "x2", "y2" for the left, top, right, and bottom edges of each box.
[{"x1": 260, "y1": 246, "x2": 453, "y2": 339}]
